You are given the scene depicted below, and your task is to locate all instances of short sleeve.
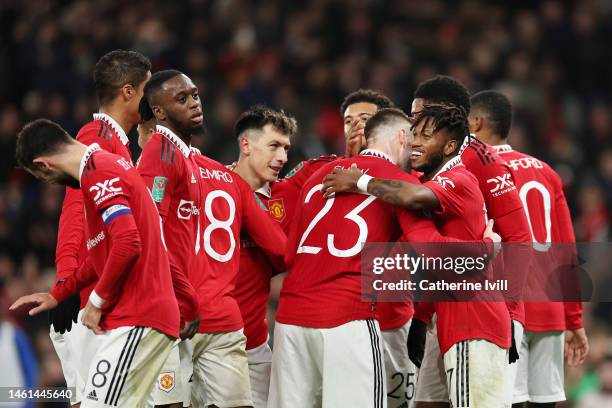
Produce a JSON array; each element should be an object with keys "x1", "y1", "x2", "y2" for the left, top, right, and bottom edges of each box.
[{"x1": 425, "y1": 171, "x2": 465, "y2": 218}]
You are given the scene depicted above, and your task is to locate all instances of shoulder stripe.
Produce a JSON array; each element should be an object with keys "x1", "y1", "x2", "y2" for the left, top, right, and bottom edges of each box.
[
  {"x1": 161, "y1": 137, "x2": 166, "y2": 161},
  {"x1": 471, "y1": 140, "x2": 495, "y2": 164}
]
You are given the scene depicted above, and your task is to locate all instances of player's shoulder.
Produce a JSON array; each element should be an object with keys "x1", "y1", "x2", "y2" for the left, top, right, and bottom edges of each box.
[
  {"x1": 284, "y1": 154, "x2": 339, "y2": 180},
  {"x1": 461, "y1": 137, "x2": 499, "y2": 167},
  {"x1": 81, "y1": 149, "x2": 131, "y2": 187},
  {"x1": 76, "y1": 120, "x2": 112, "y2": 144}
]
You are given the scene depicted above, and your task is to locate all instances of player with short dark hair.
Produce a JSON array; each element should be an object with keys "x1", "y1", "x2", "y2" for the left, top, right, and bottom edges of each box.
[
  {"x1": 137, "y1": 69, "x2": 204, "y2": 408},
  {"x1": 268, "y1": 107, "x2": 500, "y2": 408},
  {"x1": 412, "y1": 75, "x2": 471, "y2": 116},
  {"x1": 232, "y1": 105, "x2": 295, "y2": 408},
  {"x1": 52, "y1": 49, "x2": 152, "y2": 406},
  {"x1": 470, "y1": 90, "x2": 588, "y2": 408},
  {"x1": 12, "y1": 119, "x2": 180, "y2": 407},
  {"x1": 341, "y1": 89, "x2": 396, "y2": 157}
]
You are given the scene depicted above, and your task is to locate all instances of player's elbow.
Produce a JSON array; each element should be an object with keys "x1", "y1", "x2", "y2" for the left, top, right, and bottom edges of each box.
[{"x1": 401, "y1": 189, "x2": 427, "y2": 210}]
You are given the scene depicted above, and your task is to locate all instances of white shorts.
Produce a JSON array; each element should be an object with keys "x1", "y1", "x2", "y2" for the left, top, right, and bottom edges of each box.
[
  {"x1": 80, "y1": 326, "x2": 175, "y2": 408},
  {"x1": 151, "y1": 342, "x2": 184, "y2": 406},
  {"x1": 381, "y1": 320, "x2": 416, "y2": 408},
  {"x1": 268, "y1": 319, "x2": 386, "y2": 408},
  {"x1": 442, "y1": 339, "x2": 509, "y2": 408},
  {"x1": 179, "y1": 340, "x2": 193, "y2": 408},
  {"x1": 415, "y1": 320, "x2": 448, "y2": 403},
  {"x1": 190, "y1": 329, "x2": 252, "y2": 408},
  {"x1": 50, "y1": 308, "x2": 102, "y2": 405},
  {"x1": 247, "y1": 339, "x2": 273, "y2": 408},
  {"x1": 502, "y1": 320, "x2": 524, "y2": 406},
  {"x1": 513, "y1": 330, "x2": 565, "y2": 404}
]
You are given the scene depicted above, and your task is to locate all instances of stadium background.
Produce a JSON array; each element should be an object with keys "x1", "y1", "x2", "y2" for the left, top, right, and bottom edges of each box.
[{"x1": 0, "y1": 0, "x2": 610, "y2": 406}]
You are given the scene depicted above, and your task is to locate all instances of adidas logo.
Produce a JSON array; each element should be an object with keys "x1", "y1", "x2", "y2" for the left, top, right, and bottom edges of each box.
[{"x1": 86, "y1": 390, "x2": 98, "y2": 401}]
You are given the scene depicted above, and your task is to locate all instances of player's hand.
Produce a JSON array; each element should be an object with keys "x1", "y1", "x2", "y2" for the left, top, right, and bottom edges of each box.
[
  {"x1": 48, "y1": 293, "x2": 80, "y2": 334},
  {"x1": 82, "y1": 300, "x2": 105, "y2": 335},
  {"x1": 321, "y1": 165, "x2": 362, "y2": 198},
  {"x1": 482, "y1": 219, "x2": 501, "y2": 257},
  {"x1": 407, "y1": 319, "x2": 427, "y2": 368},
  {"x1": 180, "y1": 316, "x2": 200, "y2": 340},
  {"x1": 345, "y1": 120, "x2": 366, "y2": 157},
  {"x1": 565, "y1": 328, "x2": 589, "y2": 367},
  {"x1": 9, "y1": 293, "x2": 58, "y2": 316}
]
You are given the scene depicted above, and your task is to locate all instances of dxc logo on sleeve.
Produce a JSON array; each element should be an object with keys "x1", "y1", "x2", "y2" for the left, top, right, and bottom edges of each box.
[
  {"x1": 90, "y1": 177, "x2": 122, "y2": 204},
  {"x1": 434, "y1": 176, "x2": 455, "y2": 190},
  {"x1": 486, "y1": 173, "x2": 516, "y2": 197}
]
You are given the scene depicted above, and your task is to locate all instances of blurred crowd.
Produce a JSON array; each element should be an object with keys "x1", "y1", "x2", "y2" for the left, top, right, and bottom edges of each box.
[{"x1": 0, "y1": 0, "x2": 611, "y2": 406}]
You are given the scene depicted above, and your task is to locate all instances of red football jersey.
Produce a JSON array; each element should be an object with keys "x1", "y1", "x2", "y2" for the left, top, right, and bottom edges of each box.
[
  {"x1": 137, "y1": 126, "x2": 200, "y2": 322},
  {"x1": 191, "y1": 155, "x2": 287, "y2": 333},
  {"x1": 422, "y1": 158, "x2": 511, "y2": 353},
  {"x1": 56, "y1": 113, "x2": 132, "y2": 308},
  {"x1": 234, "y1": 184, "x2": 285, "y2": 350},
  {"x1": 271, "y1": 155, "x2": 338, "y2": 234},
  {"x1": 460, "y1": 137, "x2": 532, "y2": 324},
  {"x1": 51, "y1": 145, "x2": 179, "y2": 337},
  {"x1": 494, "y1": 144, "x2": 583, "y2": 331},
  {"x1": 277, "y1": 150, "x2": 490, "y2": 329}
]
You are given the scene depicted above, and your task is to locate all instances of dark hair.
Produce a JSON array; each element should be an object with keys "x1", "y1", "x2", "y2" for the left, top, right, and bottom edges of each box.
[
  {"x1": 138, "y1": 69, "x2": 184, "y2": 121},
  {"x1": 340, "y1": 89, "x2": 395, "y2": 116},
  {"x1": 234, "y1": 105, "x2": 298, "y2": 139},
  {"x1": 364, "y1": 108, "x2": 411, "y2": 140},
  {"x1": 414, "y1": 75, "x2": 471, "y2": 115},
  {"x1": 93, "y1": 50, "x2": 152, "y2": 105},
  {"x1": 470, "y1": 90, "x2": 513, "y2": 139},
  {"x1": 411, "y1": 104, "x2": 469, "y2": 147},
  {"x1": 16, "y1": 119, "x2": 73, "y2": 171}
]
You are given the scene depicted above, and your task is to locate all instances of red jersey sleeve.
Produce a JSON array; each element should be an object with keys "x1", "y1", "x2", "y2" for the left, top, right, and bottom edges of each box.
[
  {"x1": 55, "y1": 187, "x2": 86, "y2": 283},
  {"x1": 137, "y1": 137, "x2": 174, "y2": 219},
  {"x1": 82, "y1": 164, "x2": 141, "y2": 304},
  {"x1": 50, "y1": 256, "x2": 98, "y2": 302},
  {"x1": 424, "y1": 172, "x2": 466, "y2": 217},
  {"x1": 240, "y1": 178, "x2": 287, "y2": 269}
]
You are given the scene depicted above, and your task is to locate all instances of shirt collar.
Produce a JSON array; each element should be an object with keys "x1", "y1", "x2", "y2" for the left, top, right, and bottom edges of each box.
[
  {"x1": 93, "y1": 113, "x2": 129, "y2": 146},
  {"x1": 492, "y1": 144, "x2": 513, "y2": 154},
  {"x1": 255, "y1": 182, "x2": 271, "y2": 198},
  {"x1": 432, "y1": 155, "x2": 463, "y2": 178},
  {"x1": 79, "y1": 143, "x2": 101, "y2": 183},
  {"x1": 458, "y1": 134, "x2": 475, "y2": 155},
  {"x1": 360, "y1": 149, "x2": 395, "y2": 164},
  {"x1": 156, "y1": 125, "x2": 191, "y2": 157}
]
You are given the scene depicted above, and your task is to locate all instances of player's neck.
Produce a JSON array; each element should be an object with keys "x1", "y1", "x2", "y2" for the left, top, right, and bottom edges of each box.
[
  {"x1": 58, "y1": 143, "x2": 88, "y2": 181},
  {"x1": 474, "y1": 131, "x2": 503, "y2": 146},
  {"x1": 233, "y1": 159, "x2": 266, "y2": 190},
  {"x1": 98, "y1": 105, "x2": 134, "y2": 135},
  {"x1": 158, "y1": 122, "x2": 192, "y2": 146},
  {"x1": 424, "y1": 155, "x2": 455, "y2": 181}
]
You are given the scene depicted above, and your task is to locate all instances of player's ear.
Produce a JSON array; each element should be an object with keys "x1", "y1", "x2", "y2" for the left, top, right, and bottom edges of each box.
[
  {"x1": 120, "y1": 84, "x2": 135, "y2": 101},
  {"x1": 238, "y1": 136, "x2": 250, "y2": 156},
  {"x1": 152, "y1": 105, "x2": 166, "y2": 121},
  {"x1": 397, "y1": 128, "x2": 407, "y2": 146},
  {"x1": 444, "y1": 139, "x2": 458, "y2": 156},
  {"x1": 468, "y1": 114, "x2": 482, "y2": 134},
  {"x1": 32, "y1": 157, "x2": 53, "y2": 171}
]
